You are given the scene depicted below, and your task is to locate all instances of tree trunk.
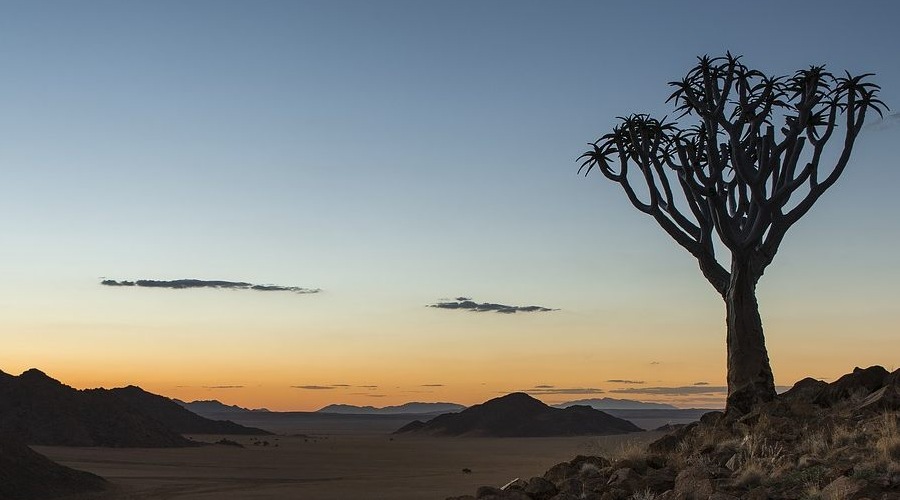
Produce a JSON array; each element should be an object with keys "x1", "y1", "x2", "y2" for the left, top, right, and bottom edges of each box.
[{"x1": 724, "y1": 257, "x2": 776, "y2": 414}]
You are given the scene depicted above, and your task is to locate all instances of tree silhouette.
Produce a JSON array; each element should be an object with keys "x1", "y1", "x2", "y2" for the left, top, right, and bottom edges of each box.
[{"x1": 579, "y1": 53, "x2": 885, "y2": 413}]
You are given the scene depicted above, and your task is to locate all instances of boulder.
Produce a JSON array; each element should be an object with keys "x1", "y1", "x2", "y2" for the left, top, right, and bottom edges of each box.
[
  {"x1": 815, "y1": 366, "x2": 890, "y2": 406},
  {"x1": 524, "y1": 477, "x2": 557, "y2": 500},
  {"x1": 856, "y1": 384, "x2": 900, "y2": 412},
  {"x1": 649, "y1": 422, "x2": 697, "y2": 454},
  {"x1": 673, "y1": 466, "x2": 714, "y2": 500},
  {"x1": 779, "y1": 377, "x2": 828, "y2": 402}
]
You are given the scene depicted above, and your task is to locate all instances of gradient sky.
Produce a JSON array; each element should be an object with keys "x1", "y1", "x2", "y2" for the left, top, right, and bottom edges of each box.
[{"x1": 1, "y1": 0, "x2": 898, "y2": 410}]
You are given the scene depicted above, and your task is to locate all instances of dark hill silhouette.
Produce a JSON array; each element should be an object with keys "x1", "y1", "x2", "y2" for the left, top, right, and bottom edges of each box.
[
  {"x1": 394, "y1": 392, "x2": 642, "y2": 437},
  {"x1": 0, "y1": 368, "x2": 191, "y2": 447},
  {"x1": 110, "y1": 386, "x2": 270, "y2": 435},
  {"x1": 0, "y1": 432, "x2": 107, "y2": 499},
  {"x1": 0, "y1": 368, "x2": 266, "y2": 447}
]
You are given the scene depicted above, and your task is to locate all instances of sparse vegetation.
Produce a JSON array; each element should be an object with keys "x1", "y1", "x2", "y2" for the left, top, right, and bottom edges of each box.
[{"x1": 454, "y1": 366, "x2": 900, "y2": 499}]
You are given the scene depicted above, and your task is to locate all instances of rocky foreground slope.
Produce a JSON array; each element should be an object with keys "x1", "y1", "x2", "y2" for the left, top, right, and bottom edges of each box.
[
  {"x1": 452, "y1": 366, "x2": 900, "y2": 499},
  {"x1": 396, "y1": 392, "x2": 642, "y2": 437},
  {"x1": 0, "y1": 433, "x2": 107, "y2": 499}
]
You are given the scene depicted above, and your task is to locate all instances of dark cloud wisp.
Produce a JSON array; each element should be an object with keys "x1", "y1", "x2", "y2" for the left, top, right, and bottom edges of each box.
[
  {"x1": 607, "y1": 379, "x2": 645, "y2": 385},
  {"x1": 101, "y1": 278, "x2": 319, "y2": 294},
  {"x1": 291, "y1": 385, "x2": 336, "y2": 390},
  {"x1": 202, "y1": 385, "x2": 244, "y2": 389},
  {"x1": 429, "y1": 298, "x2": 557, "y2": 314}
]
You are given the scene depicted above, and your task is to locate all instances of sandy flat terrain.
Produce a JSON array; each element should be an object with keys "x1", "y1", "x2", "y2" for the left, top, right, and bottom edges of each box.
[{"x1": 36, "y1": 431, "x2": 664, "y2": 499}]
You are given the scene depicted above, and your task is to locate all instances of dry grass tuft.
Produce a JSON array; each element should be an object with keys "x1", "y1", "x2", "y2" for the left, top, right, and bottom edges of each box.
[
  {"x1": 629, "y1": 488, "x2": 657, "y2": 500},
  {"x1": 611, "y1": 440, "x2": 648, "y2": 462},
  {"x1": 875, "y1": 412, "x2": 900, "y2": 465}
]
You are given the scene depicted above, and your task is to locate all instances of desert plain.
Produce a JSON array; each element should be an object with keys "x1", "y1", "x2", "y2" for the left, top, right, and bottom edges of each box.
[{"x1": 36, "y1": 429, "x2": 664, "y2": 499}]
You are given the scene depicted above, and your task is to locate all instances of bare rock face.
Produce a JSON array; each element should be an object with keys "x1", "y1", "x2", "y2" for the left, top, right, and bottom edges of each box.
[{"x1": 778, "y1": 377, "x2": 827, "y2": 402}]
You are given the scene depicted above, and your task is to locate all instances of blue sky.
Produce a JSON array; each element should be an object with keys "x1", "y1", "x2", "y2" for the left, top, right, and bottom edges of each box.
[{"x1": 0, "y1": 0, "x2": 897, "y2": 409}]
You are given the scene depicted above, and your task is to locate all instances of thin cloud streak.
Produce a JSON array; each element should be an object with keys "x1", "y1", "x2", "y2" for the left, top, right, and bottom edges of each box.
[
  {"x1": 101, "y1": 278, "x2": 320, "y2": 294},
  {"x1": 429, "y1": 297, "x2": 557, "y2": 314},
  {"x1": 291, "y1": 385, "x2": 335, "y2": 390},
  {"x1": 607, "y1": 379, "x2": 645, "y2": 384}
]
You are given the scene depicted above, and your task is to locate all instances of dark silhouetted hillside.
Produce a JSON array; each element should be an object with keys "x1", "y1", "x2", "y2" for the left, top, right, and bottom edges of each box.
[
  {"x1": 110, "y1": 386, "x2": 271, "y2": 435},
  {"x1": 395, "y1": 392, "x2": 642, "y2": 437},
  {"x1": 0, "y1": 368, "x2": 192, "y2": 447},
  {"x1": 0, "y1": 432, "x2": 107, "y2": 499},
  {"x1": 0, "y1": 368, "x2": 268, "y2": 447}
]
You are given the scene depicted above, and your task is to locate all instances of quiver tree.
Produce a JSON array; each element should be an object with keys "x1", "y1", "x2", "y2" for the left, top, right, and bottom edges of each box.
[{"x1": 579, "y1": 53, "x2": 885, "y2": 414}]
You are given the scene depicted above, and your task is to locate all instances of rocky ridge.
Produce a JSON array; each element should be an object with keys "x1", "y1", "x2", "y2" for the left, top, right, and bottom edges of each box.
[{"x1": 451, "y1": 366, "x2": 900, "y2": 499}]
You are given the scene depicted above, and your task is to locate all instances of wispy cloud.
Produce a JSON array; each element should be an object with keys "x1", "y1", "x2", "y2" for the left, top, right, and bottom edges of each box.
[
  {"x1": 610, "y1": 386, "x2": 727, "y2": 396},
  {"x1": 429, "y1": 297, "x2": 557, "y2": 314},
  {"x1": 357, "y1": 385, "x2": 378, "y2": 389},
  {"x1": 421, "y1": 384, "x2": 444, "y2": 387},
  {"x1": 865, "y1": 112, "x2": 900, "y2": 131},
  {"x1": 607, "y1": 379, "x2": 644, "y2": 385},
  {"x1": 291, "y1": 385, "x2": 335, "y2": 390},
  {"x1": 534, "y1": 384, "x2": 555, "y2": 389},
  {"x1": 521, "y1": 387, "x2": 605, "y2": 395},
  {"x1": 101, "y1": 278, "x2": 320, "y2": 294},
  {"x1": 202, "y1": 385, "x2": 244, "y2": 389},
  {"x1": 693, "y1": 382, "x2": 710, "y2": 386}
]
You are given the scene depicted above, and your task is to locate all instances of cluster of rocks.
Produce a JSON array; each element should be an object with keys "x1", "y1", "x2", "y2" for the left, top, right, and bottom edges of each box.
[{"x1": 451, "y1": 366, "x2": 900, "y2": 500}]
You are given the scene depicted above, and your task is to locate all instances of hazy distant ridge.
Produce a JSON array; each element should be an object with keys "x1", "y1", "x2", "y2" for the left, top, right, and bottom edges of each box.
[
  {"x1": 175, "y1": 399, "x2": 271, "y2": 414},
  {"x1": 554, "y1": 397, "x2": 678, "y2": 410},
  {"x1": 317, "y1": 402, "x2": 466, "y2": 415}
]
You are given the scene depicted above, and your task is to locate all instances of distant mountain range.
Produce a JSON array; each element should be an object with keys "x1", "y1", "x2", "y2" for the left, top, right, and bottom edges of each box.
[
  {"x1": 553, "y1": 397, "x2": 678, "y2": 410},
  {"x1": 174, "y1": 396, "x2": 678, "y2": 417},
  {"x1": 317, "y1": 402, "x2": 466, "y2": 415},
  {"x1": 0, "y1": 368, "x2": 269, "y2": 447},
  {"x1": 174, "y1": 399, "x2": 271, "y2": 414},
  {"x1": 395, "y1": 392, "x2": 642, "y2": 437}
]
